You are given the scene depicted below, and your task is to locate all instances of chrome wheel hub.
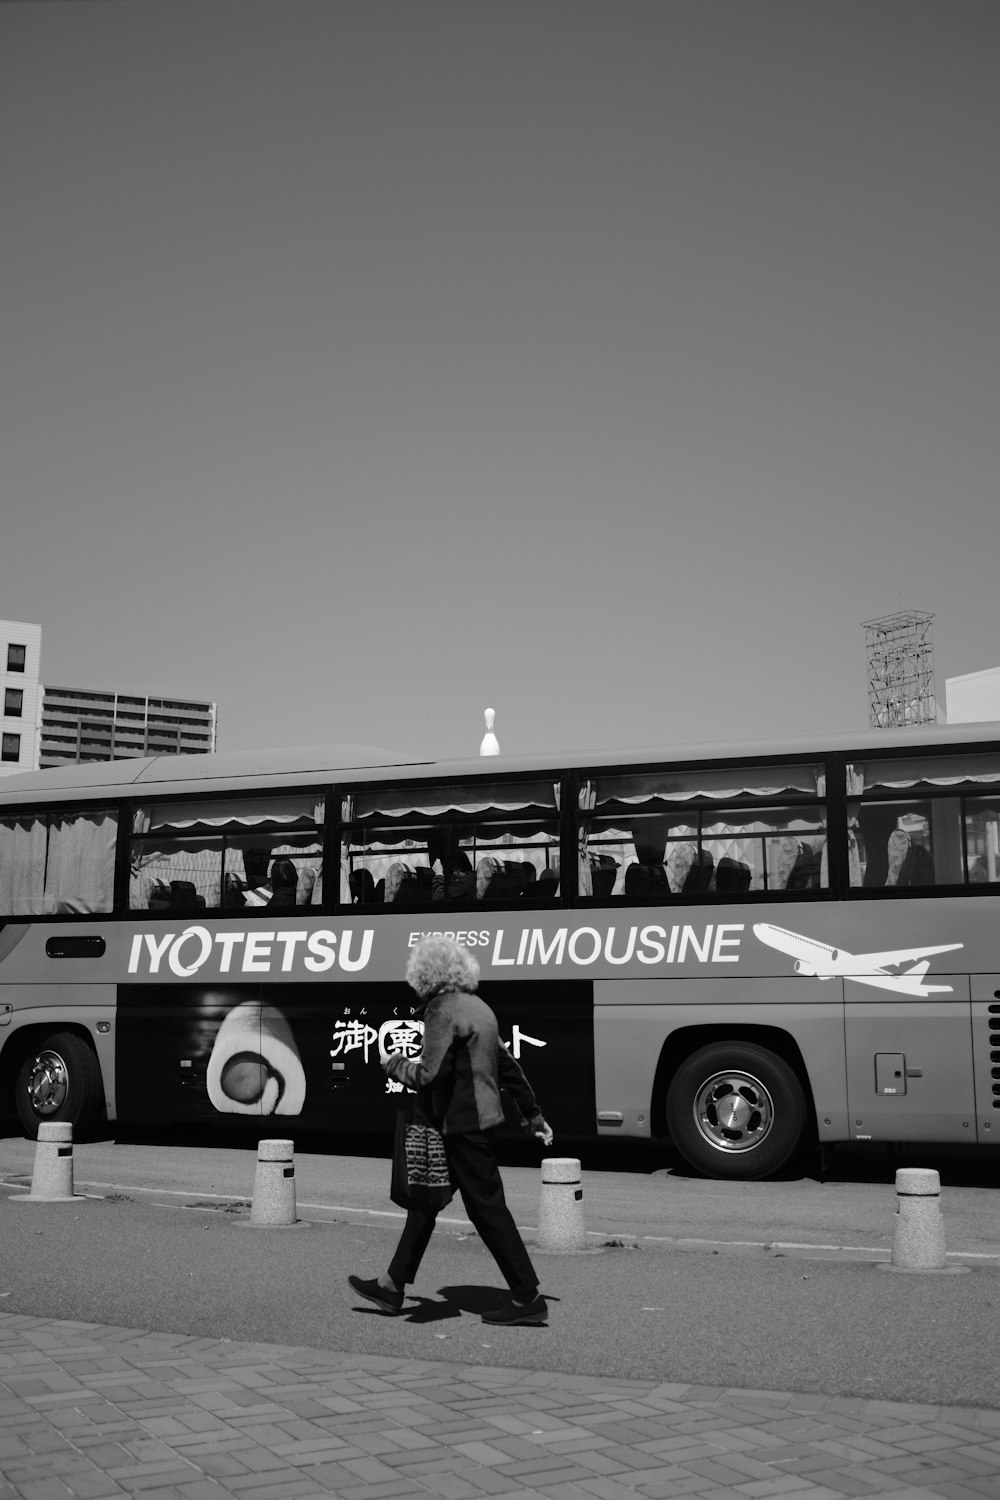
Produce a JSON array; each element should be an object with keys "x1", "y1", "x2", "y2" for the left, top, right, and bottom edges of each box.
[
  {"x1": 692, "y1": 1069, "x2": 774, "y2": 1154},
  {"x1": 26, "y1": 1050, "x2": 69, "y2": 1117}
]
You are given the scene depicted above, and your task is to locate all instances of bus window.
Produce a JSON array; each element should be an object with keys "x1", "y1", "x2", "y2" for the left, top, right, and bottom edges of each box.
[
  {"x1": 579, "y1": 763, "x2": 827, "y2": 898},
  {"x1": 342, "y1": 778, "x2": 560, "y2": 908},
  {"x1": 966, "y1": 800, "x2": 1000, "y2": 883},
  {"x1": 847, "y1": 750, "x2": 1000, "y2": 888},
  {"x1": 0, "y1": 807, "x2": 117, "y2": 915},
  {"x1": 129, "y1": 793, "x2": 324, "y2": 913}
]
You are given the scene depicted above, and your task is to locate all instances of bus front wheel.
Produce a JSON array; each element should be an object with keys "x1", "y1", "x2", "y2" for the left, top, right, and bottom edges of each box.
[
  {"x1": 666, "y1": 1042, "x2": 806, "y2": 1180},
  {"x1": 15, "y1": 1032, "x2": 104, "y2": 1140}
]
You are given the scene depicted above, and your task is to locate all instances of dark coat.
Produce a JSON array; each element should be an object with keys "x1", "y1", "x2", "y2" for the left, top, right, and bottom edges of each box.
[{"x1": 383, "y1": 988, "x2": 542, "y2": 1135}]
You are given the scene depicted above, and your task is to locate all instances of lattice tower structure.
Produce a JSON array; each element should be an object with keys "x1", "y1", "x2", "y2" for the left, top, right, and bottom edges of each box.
[{"x1": 863, "y1": 610, "x2": 937, "y2": 728}]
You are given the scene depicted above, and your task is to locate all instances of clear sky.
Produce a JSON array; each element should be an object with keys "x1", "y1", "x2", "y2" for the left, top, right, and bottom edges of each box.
[{"x1": 3, "y1": 0, "x2": 998, "y2": 764}]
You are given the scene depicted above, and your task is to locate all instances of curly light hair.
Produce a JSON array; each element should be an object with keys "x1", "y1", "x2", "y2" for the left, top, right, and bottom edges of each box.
[{"x1": 406, "y1": 934, "x2": 480, "y2": 1000}]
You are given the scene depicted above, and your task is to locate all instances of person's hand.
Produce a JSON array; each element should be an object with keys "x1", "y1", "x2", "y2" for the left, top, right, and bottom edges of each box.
[{"x1": 533, "y1": 1117, "x2": 554, "y2": 1147}]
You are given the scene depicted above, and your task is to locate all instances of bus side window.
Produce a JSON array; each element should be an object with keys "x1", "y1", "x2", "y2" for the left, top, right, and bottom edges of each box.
[
  {"x1": 847, "y1": 750, "x2": 1000, "y2": 889},
  {"x1": 130, "y1": 794, "x2": 324, "y2": 912},
  {"x1": 341, "y1": 778, "x2": 560, "y2": 910},
  {"x1": 966, "y1": 799, "x2": 1000, "y2": 883},
  {"x1": 0, "y1": 807, "x2": 117, "y2": 916},
  {"x1": 578, "y1": 764, "x2": 828, "y2": 900}
]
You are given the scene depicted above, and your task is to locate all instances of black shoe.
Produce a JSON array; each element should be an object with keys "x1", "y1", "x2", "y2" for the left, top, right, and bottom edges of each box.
[
  {"x1": 482, "y1": 1294, "x2": 547, "y2": 1326},
  {"x1": 348, "y1": 1274, "x2": 405, "y2": 1315}
]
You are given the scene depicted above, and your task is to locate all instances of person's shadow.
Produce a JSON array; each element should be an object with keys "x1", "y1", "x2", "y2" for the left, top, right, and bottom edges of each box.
[
  {"x1": 406, "y1": 1285, "x2": 553, "y2": 1322},
  {"x1": 351, "y1": 1285, "x2": 553, "y2": 1323}
]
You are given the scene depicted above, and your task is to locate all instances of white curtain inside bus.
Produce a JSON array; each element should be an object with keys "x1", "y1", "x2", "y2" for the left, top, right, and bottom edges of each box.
[{"x1": 0, "y1": 809, "x2": 117, "y2": 915}]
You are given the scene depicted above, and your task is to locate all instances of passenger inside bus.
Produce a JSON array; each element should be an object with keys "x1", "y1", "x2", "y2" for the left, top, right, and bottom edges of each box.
[
  {"x1": 265, "y1": 858, "x2": 299, "y2": 909},
  {"x1": 433, "y1": 851, "x2": 475, "y2": 903}
]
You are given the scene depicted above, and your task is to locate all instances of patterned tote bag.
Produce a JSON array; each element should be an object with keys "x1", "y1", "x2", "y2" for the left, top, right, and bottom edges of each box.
[{"x1": 390, "y1": 1102, "x2": 455, "y2": 1211}]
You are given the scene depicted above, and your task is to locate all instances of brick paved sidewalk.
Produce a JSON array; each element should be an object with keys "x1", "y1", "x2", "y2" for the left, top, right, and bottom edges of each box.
[{"x1": 2, "y1": 1315, "x2": 999, "y2": 1500}]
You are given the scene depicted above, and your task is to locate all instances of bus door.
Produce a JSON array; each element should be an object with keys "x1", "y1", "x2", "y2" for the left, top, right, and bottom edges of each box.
[{"x1": 844, "y1": 986, "x2": 975, "y2": 1144}]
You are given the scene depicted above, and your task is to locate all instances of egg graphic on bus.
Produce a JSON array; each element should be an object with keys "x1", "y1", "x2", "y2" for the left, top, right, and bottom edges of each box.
[{"x1": 206, "y1": 999, "x2": 306, "y2": 1115}]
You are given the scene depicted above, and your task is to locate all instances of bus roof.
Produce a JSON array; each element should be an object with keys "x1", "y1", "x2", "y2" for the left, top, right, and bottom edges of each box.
[
  {"x1": 2, "y1": 720, "x2": 1000, "y2": 807},
  {"x1": 0, "y1": 743, "x2": 426, "y2": 803}
]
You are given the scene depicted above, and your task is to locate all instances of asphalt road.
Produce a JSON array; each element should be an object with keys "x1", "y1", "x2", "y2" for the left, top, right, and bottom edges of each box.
[
  {"x1": 2, "y1": 1126, "x2": 1000, "y2": 1257},
  {"x1": 2, "y1": 1129, "x2": 999, "y2": 1410}
]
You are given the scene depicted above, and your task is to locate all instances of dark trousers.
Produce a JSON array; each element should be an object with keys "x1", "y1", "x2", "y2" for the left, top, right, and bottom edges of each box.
[{"x1": 388, "y1": 1129, "x2": 538, "y2": 1300}]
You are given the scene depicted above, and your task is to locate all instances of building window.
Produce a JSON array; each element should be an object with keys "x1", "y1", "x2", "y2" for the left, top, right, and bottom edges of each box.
[
  {"x1": 6, "y1": 645, "x2": 26, "y2": 673},
  {"x1": 2, "y1": 733, "x2": 21, "y2": 763},
  {"x1": 4, "y1": 689, "x2": 23, "y2": 717}
]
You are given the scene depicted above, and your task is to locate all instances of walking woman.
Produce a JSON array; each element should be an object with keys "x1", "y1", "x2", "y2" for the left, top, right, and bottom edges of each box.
[{"x1": 349, "y1": 934, "x2": 554, "y2": 1325}]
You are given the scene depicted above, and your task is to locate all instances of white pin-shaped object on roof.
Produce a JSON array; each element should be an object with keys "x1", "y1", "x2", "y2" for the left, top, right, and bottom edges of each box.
[{"x1": 480, "y1": 707, "x2": 499, "y2": 756}]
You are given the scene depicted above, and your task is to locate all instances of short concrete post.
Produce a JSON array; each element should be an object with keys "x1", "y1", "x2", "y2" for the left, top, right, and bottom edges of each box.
[
  {"x1": 537, "y1": 1157, "x2": 586, "y2": 1252},
  {"x1": 890, "y1": 1167, "x2": 946, "y2": 1269},
  {"x1": 874, "y1": 1164, "x2": 971, "y2": 1275},
  {"x1": 236, "y1": 1139, "x2": 309, "y2": 1229},
  {"x1": 10, "y1": 1122, "x2": 80, "y2": 1204}
]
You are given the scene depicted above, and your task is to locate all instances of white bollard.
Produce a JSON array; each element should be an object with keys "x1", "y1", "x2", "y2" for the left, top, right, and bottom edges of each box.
[
  {"x1": 235, "y1": 1139, "x2": 310, "y2": 1229},
  {"x1": 10, "y1": 1122, "x2": 81, "y2": 1204},
  {"x1": 536, "y1": 1157, "x2": 587, "y2": 1252},
  {"x1": 878, "y1": 1167, "x2": 968, "y2": 1274}
]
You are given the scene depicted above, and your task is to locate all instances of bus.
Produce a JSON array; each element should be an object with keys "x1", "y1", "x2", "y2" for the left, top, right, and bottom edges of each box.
[{"x1": 1, "y1": 723, "x2": 999, "y2": 1179}]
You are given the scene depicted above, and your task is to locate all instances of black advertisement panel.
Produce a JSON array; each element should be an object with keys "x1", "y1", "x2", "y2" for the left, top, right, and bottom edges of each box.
[{"x1": 116, "y1": 980, "x2": 595, "y2": 1138}]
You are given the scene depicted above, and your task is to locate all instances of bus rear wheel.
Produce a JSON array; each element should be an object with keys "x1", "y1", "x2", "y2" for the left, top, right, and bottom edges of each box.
[
  {"x1": 15, "y1": 1032, "x2": 104, "y2": 1140},
  {"x1": 666, "y1": 1041, "x2": 806, "y2": 1180}
]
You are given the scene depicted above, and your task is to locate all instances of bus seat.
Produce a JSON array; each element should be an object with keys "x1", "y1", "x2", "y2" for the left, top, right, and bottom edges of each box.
[
  {"x1": 503, "y1": 861, "x2": 533, "y2": 895},
  {"x1": 715, "y1": 856, "x2": 751, "y2": 892},
  {"x1": 385, "y1": 862, "x2": 417, "y2": 902},
  {"x1": 682, "y1": 850, "x2": 714, "y2": 894},
  {"x1": 477, "y1": 856, "x2": 504, "y2": 900},
  {"x1": 296, "y1": 865, "x2": 318, "y2": 906},
  {"x1": 624, "y1": 863, "x2": 652, "y2": 897},
  {"x1": 785, "y1": 846, "x2": 821, "y2": 890},
  {"x1": 899, "y1": 844, "x2": 934, "y2": 886},
  {"x1": 169, "y1": 880, "x2": 204, "y2": 909},
  {"x1": 521, "y1": 866, "x2": 552, "y2": 897},
  {"x1": 349, "y1": 869, "x2": 375, "y2": 905},
  {"x1": 590, "y1": 855, "x2": 618, "y2": 897}
]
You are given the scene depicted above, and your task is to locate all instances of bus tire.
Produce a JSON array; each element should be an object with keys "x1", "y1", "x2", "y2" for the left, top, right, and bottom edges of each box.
[
  {"x1": 666, "y1": 1041, "x2": 806, "y2": 1180},
  {"x1": 14, "y1": 1032, "x2": 104, "y2": 1140}
]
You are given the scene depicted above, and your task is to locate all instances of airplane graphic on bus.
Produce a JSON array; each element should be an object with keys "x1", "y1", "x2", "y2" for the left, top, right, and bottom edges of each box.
[{"x1": 753, "y1": 922, "x2": 963, "y2": 997}]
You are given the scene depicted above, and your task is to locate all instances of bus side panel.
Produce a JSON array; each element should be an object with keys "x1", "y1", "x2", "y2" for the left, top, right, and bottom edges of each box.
[
  {"x1": 593, "y1": 978, "x2": 849, "y2": 1141},
  {"x1": 845, "y1": 988, "x2": 975, "y2": 1143},
  {"x1": 1, "y1": 984, "x2": 117, "y2": 1120},
  {"x1": 116, "y1": 980, "x2": 595, "y2": 1137}
]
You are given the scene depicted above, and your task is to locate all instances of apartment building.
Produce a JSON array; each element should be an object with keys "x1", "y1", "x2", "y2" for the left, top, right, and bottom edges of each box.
[
  {"x1": 945, "y1": 667, "x2": 1000, "y2": 725},
  {"x1": 0, "y1": 620, "x2": 43, "y2": 776},
  {"x1": 38, "y1": 687, "x2": 217, "y2": 767}
]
